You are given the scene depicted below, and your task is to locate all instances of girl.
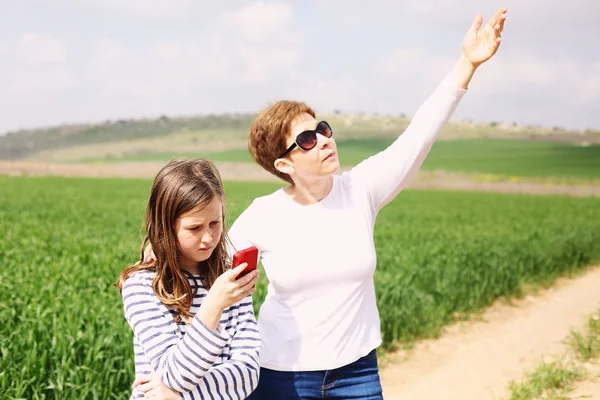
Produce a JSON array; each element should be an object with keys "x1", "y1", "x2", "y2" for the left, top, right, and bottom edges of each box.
[{"x1": 116, "y1": 158, "x2": 260, "y2": 399}]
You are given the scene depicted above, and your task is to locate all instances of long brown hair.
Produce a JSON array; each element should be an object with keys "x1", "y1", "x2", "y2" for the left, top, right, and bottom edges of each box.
[{"x1": 116, "y1": 158, "x2": 230, "y2": 323}]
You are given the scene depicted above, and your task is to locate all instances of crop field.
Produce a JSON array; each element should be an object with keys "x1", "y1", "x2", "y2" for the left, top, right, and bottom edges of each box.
[
  {"x1": 3, "y1": 110, "x2": 599, "y2": 163},
  {"x1": 75, "y1": 139, "x2": 600, "y2": 181},
  {"x1": 1, "y1": 176, "x2": 599, "y2": 398}
]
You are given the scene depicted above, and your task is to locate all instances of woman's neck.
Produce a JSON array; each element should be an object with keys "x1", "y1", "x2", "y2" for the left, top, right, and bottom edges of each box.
[{"x1": 284, "y1": 175, "x2": 334, "y2": 205}]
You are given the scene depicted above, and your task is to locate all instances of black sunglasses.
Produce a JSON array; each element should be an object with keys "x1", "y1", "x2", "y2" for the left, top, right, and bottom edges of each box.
[{"x1": 279, "y1": 121, "x2": 333, "y2": 158}]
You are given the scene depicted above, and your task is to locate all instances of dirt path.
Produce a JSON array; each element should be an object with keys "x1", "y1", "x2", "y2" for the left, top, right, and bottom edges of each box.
[
  {"x1": 572, "y1": 367, "x2": 600, "y2": 399},
  {"x1": 2, "y1": 161, "x2": 600, "y2": 198},
  {"x1": 0, "y1": 161, "x2": 275, "y2": 181},
  {"x1": 379, "y1": 266, "x2": 600, "y2": 400},
  {"x1": 567, "y1": 360, "x2": 600, "y2": 399}
]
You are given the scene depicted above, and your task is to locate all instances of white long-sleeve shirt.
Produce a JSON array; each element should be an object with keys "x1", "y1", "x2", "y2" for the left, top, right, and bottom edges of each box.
[
  {"x1": 228, "y1": 76, "x2": 466, "y2": 371},
  {"x1": 122, "y1": 270, "x2": 260, "y2": 399}
]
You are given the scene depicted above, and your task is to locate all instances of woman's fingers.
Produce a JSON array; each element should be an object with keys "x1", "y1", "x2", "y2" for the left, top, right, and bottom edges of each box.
[
  {"x1": 487, "y1": 8, "x2": 507, "y2": 30},
  {"x1": 143, "y1": 244, "x2": 155, "y2": 263},
  {"x1": 133, "y1": 374, "x2": 152, "y2": 388},
  {"x1": 137, "y1": 379, "x2": 159, "y2": 393},
  {"x1": 471, "y1": 14, "x2": 483, "y2": 33},
  {"x1": 496, "y1": 12, "x2": 507, "y2": 33},
  {"x1": 489, "y1": 8, "x2": 507, "y2": 39}
]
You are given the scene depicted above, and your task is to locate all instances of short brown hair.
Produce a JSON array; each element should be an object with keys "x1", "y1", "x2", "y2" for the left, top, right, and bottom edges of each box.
[
  {"x1": 249, "y1": 100, "x2": 315, "y2": 184},
  {"x1": 116, "y1": 158, "x2": 230, "y2": 324}
]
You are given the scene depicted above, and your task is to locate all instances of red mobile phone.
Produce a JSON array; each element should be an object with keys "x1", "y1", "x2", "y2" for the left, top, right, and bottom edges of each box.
[{"x1": 232, "y1": 246, "x2": 259, "y2": 279}]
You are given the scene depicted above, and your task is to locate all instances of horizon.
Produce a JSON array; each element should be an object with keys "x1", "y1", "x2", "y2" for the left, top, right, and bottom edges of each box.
[{"x1": 3, "y1": 109, "x2": 596, "y2": 138}]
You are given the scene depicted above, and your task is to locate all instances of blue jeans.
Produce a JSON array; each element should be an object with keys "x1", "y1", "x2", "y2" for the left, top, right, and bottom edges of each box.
[{"x1": 248, "y1": 349, "x2": 383, "y2": 399}]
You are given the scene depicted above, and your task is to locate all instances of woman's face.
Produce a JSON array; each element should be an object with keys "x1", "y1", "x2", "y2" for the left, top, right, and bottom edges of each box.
[{"x1": 283, "y1": 113, "x2": 340, "y2": 180}]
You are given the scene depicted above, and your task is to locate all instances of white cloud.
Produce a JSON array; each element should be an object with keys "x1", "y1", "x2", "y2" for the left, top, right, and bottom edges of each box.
[
  {"x1": 102, "y1": 0, "x2": 196, "y2": 19},
  {"x1": 469, "y1": 56, "x2": 600, "y2": 106},
  {"x1": 68, "y1": 0, "x2": 201, "y2": 20},
  {"x1": 576, "y1": 62, "x2": 600, "y2": 104},
  {"x1": 84, "y1": 1, "x2": 301, "y2": 92},
  {"x1": 89, "y1": 39, "x2": 227, "y2": 98},
  {"x1": 298, "y1": 79, "x2": 361, "y2": 114},
  {"x1": 0, "y1": 34, "x2": 73, "y2": 97},
  {"x1": 238, "y1": 45, "x2": 300, "y2": 85},
  {"x1": 324, "y1": 0, "x2": 600, "y2": 21},
  {"x1": 0, "y1": 1, "x2": 598, "y2": 132},
  {"x1": 93, "y1": 39, "x2": 126, "y2": 73},
  {"x1": 378, "y1": 48, "x2": 455, "y2": 88},
  {"x1": 377, "y1": 47, "x2": 600, "y2": 107},
  {"x1": 225, "y1": 1, "x2": 301, "y2": 84},
  {"x1": 229, "y1": 1, "x2": 294, "y2": 42},
  {"x1": 20, "y1": 33, "x2": 68, "y2": 64},
  {"x1": 153, "y1": 36, "x2": 232, "y2": 81},
  {"x1": 379, "y1": 49, "x2": 424, "y2": 76}
]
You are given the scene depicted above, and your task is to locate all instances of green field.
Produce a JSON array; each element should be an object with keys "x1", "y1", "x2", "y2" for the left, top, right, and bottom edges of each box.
[
  {"x1": 1, "y1": 176, "x2": 600, "y2": 398},
  {"x1": 77, "y1": 139, "x2": 600, "y2": 180},
  {"x1": 208, "y1": 139, "x2": 600, "y2": 180},
  {"x1": 3, "y1": 110, "x2": 599, "y2": 162}
]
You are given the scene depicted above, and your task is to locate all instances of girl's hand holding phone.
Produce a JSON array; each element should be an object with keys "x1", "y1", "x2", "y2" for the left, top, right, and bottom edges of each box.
[
  {"x1": 197, "y1": 265, "x2": 258, "y2": 331},
  {"x1": 208, "y1": 264, "x2": 258, "y2": 310}
]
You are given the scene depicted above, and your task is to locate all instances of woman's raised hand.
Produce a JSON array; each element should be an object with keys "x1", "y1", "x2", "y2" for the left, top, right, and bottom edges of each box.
[{"x1": 462, "y1": 8, "x2": 507, "y2": 67}]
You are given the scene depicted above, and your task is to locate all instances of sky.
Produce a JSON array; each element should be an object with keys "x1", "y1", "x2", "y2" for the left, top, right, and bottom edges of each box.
[{"x1": 0, "y1": 0, "x2": 599, "y2": 134}]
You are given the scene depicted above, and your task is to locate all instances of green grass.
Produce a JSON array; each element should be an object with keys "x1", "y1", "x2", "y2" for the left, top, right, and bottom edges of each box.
[
  {"x1": 76, "y1": 139, "x2": 600, "y2": 180},
  {"x1": 322, "y1": 139, "x2": 600, "y2": 180},
  {"x1": 506, "y1": 360, "x2": 586, "y2": 400},
  {"x1": 1, "y1": 176, "x2": 600, "y2": 398},
  {"x1": 422, "y1": 139, "x2": 600, "y2": 179},
  {"x1": 569, "y1": 310, "x2": 600, "y2": 362},
  {"x1": 505, "y1": 308, "x2": 600, "y2": 399},
  {"x1": 373, "y1": 191, "x2": 600, "y2": 344}
]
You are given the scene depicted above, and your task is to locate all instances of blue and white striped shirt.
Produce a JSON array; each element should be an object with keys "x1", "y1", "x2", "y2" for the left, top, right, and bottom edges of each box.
[{"x1": 122, "y1": 270, "x2": 260, "y2": 399}]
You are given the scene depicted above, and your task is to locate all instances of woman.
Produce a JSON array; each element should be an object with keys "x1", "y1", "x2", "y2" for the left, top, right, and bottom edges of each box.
[{"x1": 229, "y1": 8, "x2": 508, "y2": 399}]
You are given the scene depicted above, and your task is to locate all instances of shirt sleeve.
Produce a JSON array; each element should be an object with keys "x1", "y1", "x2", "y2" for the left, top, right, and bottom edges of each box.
[
  {"x1": 348, "y1": 74, "x2": 467, "y2": 213},
  {"x1": 184, "y1": 295, "x2": 261, "y2": 399},
  {"x1": 228, "y1": 203, "x2": 260, "y2": 258},
  {"x1": 122, "y1": 273, "x2": 231, "y2": 393}
]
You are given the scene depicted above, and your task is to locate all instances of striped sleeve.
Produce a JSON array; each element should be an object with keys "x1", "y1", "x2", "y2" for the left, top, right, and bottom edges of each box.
[
  {"x1": 192, "y1": 295, "x2": 261, "y2": 399},
  {"x1": 122, "y1": 272, "x2": 231, "y2": 393}
]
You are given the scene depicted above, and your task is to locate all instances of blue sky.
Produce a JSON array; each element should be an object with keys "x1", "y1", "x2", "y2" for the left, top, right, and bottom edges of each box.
[{"x1": 1, "y1": 0, "x2": 599, "y2": 134}]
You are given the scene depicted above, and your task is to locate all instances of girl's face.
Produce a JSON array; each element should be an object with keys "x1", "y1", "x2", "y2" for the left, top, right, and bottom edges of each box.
[{"x1": 174, "y1": 196, "x2": 223, "y2": 275}]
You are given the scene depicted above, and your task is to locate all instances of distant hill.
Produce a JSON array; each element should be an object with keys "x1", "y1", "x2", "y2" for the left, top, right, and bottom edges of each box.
[
  {"x1": 1, "y1": 112, "x2": 598, "y2": 162},
  {"x1": 0, "y1": 114, "x2": 255, "y2": 161}
]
